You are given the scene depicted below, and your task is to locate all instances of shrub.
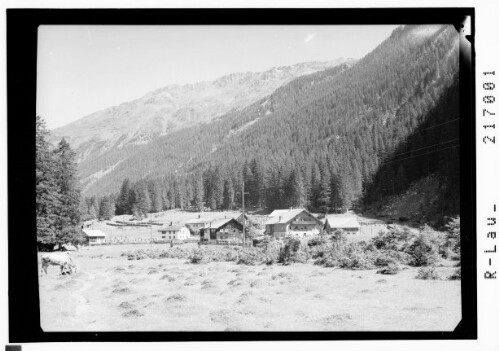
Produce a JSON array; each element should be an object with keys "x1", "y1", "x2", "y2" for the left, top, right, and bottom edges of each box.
[
  {"x1": 237, "y1": 248, "x2": 265, "y2": 266},
  {"x1": 376, "y1": 263, "x2": 400, "y2": 275},
  {"x1": 278, "y1": 237, "x2": 307, "y2": 265},
  {"x1": 415, "y1": 266, "x2": 440, "y2": 280},
  {"x1": 445, "y1": 216, "x2": 461, "y2": 257},
  {"x1": 262, "y1": 239, "x2": 281, "y2": 265},
  {"x1": 372, "y1": 227, "x2": 414, "y2": 251},
  {"x1": 447, "y1": 267, "x2": 461, "y2": 280},
  {"x1": 189, "y1": 250, "x2": 205, "y2": 264},
  {"x1": 307, "y1": 234, "x2": 328, "y2": 247},
  {"x1": 337, "y1": 243, "x2": 375, "y2": 270},
  {"x1": 406, "y1": 233, "x2": 439, "y2": 266}
]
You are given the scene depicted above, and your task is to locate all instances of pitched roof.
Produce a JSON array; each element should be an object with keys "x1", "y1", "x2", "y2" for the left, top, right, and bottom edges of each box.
[
  {"x1": 265, "y1": 209, "x2": 314, "y2": 225},
  {"x1": 206, "y1": 218, "x2": 235, "y2": 229},
  {"x1": 82, "y1": 229, "x2": 106, "y2": 237},
  {"x1": 158, "y1": 225, "x2": 187, "y2": 232},
  {"x1": 324, "y1": 215, "x2": 361, "y2": 228},
  {"x1": 185, "y1": 218, "x2": 211, "y2": 224}
]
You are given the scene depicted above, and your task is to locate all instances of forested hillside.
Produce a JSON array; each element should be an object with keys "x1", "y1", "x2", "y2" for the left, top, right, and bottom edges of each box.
[{"x1": 79, "y1": 25, "x2": 460, "y2": 222}]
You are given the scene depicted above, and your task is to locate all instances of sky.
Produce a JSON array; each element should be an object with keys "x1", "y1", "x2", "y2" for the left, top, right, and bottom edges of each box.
[{"x1": 37, "y1": 25, "x2": 398, "y2": 129}]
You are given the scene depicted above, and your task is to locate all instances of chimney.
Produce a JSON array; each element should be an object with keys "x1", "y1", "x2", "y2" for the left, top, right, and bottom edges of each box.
[
  {"x1": 198, "y1": 214, "x2": 201, "y2": 219},
  {"x1": 279, "y1": 216, "x2": 282, "y2": 222},
  {"x1": 170, "y1": 221, "x2": 173, "y2": 226}
]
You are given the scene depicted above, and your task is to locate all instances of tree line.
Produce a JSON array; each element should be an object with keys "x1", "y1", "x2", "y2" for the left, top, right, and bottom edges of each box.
[{"x1": 36, "y1": 115, "x2": 82, "y2": 248}]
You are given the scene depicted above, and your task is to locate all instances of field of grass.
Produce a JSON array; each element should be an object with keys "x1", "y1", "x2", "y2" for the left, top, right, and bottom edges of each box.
[{"x1": 39, "y1": 244, "x2": 461, "y2": 331}]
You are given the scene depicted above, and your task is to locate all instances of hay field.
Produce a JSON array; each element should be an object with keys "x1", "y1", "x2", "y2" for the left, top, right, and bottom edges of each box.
[{"x1": 38, "y1": 244, "x2": 461, "y2": 332}]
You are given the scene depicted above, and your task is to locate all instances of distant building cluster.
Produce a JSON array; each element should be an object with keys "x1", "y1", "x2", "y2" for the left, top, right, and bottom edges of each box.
[{"x1": 88, "y1": 209, "x2": 361, "y2": 246}]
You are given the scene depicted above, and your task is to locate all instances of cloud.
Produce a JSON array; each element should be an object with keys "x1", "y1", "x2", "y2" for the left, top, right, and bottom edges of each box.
[{"x1": 304, "y1": 33, "x2": 317, "y2": 44}]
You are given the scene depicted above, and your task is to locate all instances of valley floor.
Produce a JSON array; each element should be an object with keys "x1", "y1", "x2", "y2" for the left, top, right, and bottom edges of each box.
[{"x1": 39, "y1": 244, "x2": 461, "y2": 332}]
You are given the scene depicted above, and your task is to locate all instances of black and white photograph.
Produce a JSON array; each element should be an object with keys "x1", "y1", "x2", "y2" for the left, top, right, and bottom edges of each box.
[{"x1": 33, "y1": 22, "x2": 465, "y2": 332}]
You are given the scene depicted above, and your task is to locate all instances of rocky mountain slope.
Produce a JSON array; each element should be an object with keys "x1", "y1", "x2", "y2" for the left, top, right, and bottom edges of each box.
[{"x1": 50, "y1": 59, "x2": 354, "y2": 164}]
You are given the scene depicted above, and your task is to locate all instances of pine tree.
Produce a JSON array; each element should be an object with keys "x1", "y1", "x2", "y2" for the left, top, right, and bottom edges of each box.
[
  {"x1": 316, "y1": 162, "x2": 331, "y2": 213},
  {"x1": 131, "y1": 181, "x2": 151, "y2": 218},
  {"x1": 286, "y1": 169, "x2": 306, "y2": 208},
  {"x1": 116, "y1": 179, "x2": 132, "y2": 215},
  {"x1": 52, "y1": 138, "x2": 82, "y2": 245},
  {"x1": 36, "y1": 116, "x2": 60, "y2": 247},
  {"x1": 99, "y1": 196, "x2": 114, "y2": 220},
  {"x1": 193, "y1": 173, "x2": 205, "y2": 211},
  {"x1": 222, "y1": 177, "x2": 235, "y2": 210},
  {"x1": 149, "y1": 180, "x2": 163, "y2": 213},
  {"x1": 249, "y1": 159, "x2": 264, "y2": 208}
]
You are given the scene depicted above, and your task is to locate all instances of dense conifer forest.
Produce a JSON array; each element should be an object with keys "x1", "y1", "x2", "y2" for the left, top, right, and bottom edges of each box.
[{"x1": 74, "y1": 25, "x2": 460, "y2": 221}]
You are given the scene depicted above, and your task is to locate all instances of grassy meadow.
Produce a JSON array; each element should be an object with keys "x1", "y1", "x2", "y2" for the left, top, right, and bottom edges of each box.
[{"x1": 39, "y1": 243, "x2": 461, "y2": 331}]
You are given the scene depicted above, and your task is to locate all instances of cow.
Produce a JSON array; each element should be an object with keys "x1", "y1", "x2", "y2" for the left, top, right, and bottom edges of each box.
[{"x1": 40, "y1": 252, "x2": 77, "y2": 275}]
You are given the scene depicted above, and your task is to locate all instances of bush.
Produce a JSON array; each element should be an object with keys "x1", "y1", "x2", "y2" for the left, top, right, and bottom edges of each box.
[
  {"x1": 372, "y1": 227, "x2": 414, "y2": 251},
  {"x1": 189, "y1": 251, "x2": 205, "y2": 264},
  {"x1": 415, "y1": 266, "x2": 440, "y2": 280},
  {"x1": 278, "y1": 237, "x2": 308, "y2": 265},
  {"x1": 445, "y1": 216, "x2": 461, "y2": 258},
  {"x1": 447, "y1": 267, "x2": 461, "y2": 280},
  {"x1": 237, "y1": 248, "x2": 265, "y2": 266},
  {"x1": 307, "y1": 234, "x2": 328, "y2": 247},
  {"x1": 406, "y1": 233, "x2": 439, "y2": 266},
  {"x1": 313, "y1": 242, "x2": 375, "y2": 270},
  {"x1": 262, "y1": 239, "x2": 281, "y2": 265},
  {"x1": 376, "y1": 263, "x2": 400, "y2": 275}
]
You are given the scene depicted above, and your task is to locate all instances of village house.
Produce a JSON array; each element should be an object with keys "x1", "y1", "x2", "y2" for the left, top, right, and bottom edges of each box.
[
  {"x1": 323, "y1": 215, "x2": 361, "y2": 235},
  {"x1": 235, "y1": 213, "x2": 249, "y2": 226},
  {"x1": 184, "y1": 218, "x2": 211, "y2": 236},
  {"x1": 265, "y1": 209, "x2": 322, "y2": 238},
  {"x1": 158, "y1": 225, "x2": 191, "y2": 241},
  {"x1": 200, "y1": 218, "x2": 244, "y2": 244},
  {"x1": 82, "y1": 229, "x2": 107, "y2": 246}
]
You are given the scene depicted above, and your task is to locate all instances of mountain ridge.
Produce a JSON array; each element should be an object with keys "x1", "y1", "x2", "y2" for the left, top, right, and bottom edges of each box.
[{"x1": 50, "y1": 58, "x2": 355, "y2": 164}]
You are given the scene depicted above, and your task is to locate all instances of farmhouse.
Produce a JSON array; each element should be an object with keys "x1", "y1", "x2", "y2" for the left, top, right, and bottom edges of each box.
[
  {"x1": 82, "y1": 229, "x2": 106, "y2": 246},
  {"x1": 235, "y1": 213, "x2": 249, "y2": 225},
  {"x1": 158, "y1": 225, "x2": 191, "y2": 240},
  {"x1": 323, "y1": 215, "x2": 361, "y2": 235},
  {"x1": 200, "y1": 218, "x2": 244, "y2": 244},
  {"x1": 185, "y1": 218, "x2": 210, "y2": 236},
  {"x1": 265, "y1": 209, "x2": 322, "y2": 238}
]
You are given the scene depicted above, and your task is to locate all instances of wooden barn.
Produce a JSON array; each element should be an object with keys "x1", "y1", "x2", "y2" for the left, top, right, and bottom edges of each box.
[
  {"x1": 323, "y1": 215, "x2": 361, "y2": 235},
  {"x1": 200, "y1": 218, "x2": 244, "y2": 244},
  {"x1": 265, "y1": 209, "x2": 322, "y2": 238},
  {"x1": 82, "y1": 229, "x2": 106, "y2": 246}
]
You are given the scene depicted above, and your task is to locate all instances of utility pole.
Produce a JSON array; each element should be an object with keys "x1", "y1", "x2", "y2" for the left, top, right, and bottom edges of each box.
[{"x1": 239, "y1": 182, "x2": 249, "y2": 248}]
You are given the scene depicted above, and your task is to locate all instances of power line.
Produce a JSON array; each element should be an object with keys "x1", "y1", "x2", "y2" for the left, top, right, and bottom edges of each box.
[
  {"x1": 379, "y1": 118, "x2": 460, "y2": 155},
  {"x1": 383, "y1": 144, "x2": 459, "y2": 165},
  {"x1": 404, "y1": 118, "x2": 460, "y2": 136},
  {"x1": 380, "y1": 138, "x2": 460, "y2": 160}
]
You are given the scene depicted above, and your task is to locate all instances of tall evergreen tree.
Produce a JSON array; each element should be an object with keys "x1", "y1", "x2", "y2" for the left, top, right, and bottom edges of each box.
[
  {"x1": 193, "y1": 173, "x2": 205, "y2": 211},
  {"x1": 222, "y1": 177, "x2": 235, "y2": 210},
  {"x1": 116, "y1": 178, "x2": 132, "y2": 215},
  {"x1": 149, "y1": 180, "x2": 163, "y2": 213},
  {"x1": 99, "y1": 195, "x2": 114, "y2": 220},
  {"x1": 316, "y1": 162, "x2": 331, "y2": 213},
  {"x1": 52, "y1": 138, "x2": 82, "y2": 244},
  {"x1": 36, "y1": 116, "x2": 60, "y2": 247},
  {"x1": 131, "y1": 181, "x2": 151, "y2": 218},
  {"x1": 286, "y1": 169, "x2": 306, "y2": 208}
]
